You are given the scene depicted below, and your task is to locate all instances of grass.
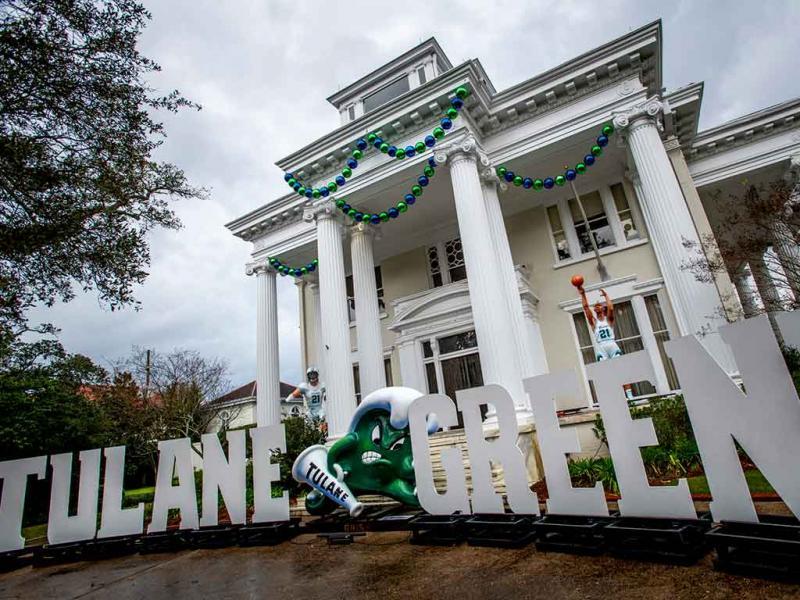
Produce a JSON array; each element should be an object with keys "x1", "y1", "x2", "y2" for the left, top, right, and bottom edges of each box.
[
  {"x1": 22, "y1": 523, "x2": 47, "y2": 544},
  {"x1": 679, "y1": 469, "x2": 775, "y2": 495},
  {"x1": 123, "y1": 485, "x2": 155, "y2": 506}
]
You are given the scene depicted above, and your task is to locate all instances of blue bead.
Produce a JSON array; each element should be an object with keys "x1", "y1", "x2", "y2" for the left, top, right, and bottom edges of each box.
[
  {"x1": 305, "y1": 190, "x2": 313, "y2": 197},
  {"x1": 307, "y1": 263, "x2": 316, "y2": 272},
  {"x1": 584, "y1": 154, "x2": 596, "y2": 166},
  {"x1": 293, "y1": 183, "x2": 301, "y2": 191},
  {"x1": 293, "y1": 269, "x2": 301, "y2": 277},
  {"x1": 428, "y1": 157, "x2": 437, "y2": 168},
  {"x1": 388, "y1": 207, "x2": 399, "y2": 218},
  {"x1": 565, "y1": 169, "x2": 577, "y2": 181},
  {"x1": 425, "y1": 135, "x2": 436, "y2": 147},
  {"x1": 373, "y1": 139, "x2": 383, "y2": 149},
  {"x1": 357, "y1": 138, "x2": 368, "y2": 150},
  {"x1": 543, "y1": 177, "x2": 555, "y2": 189},
  {"x1": 284, "y1": 172, "x2": 293, "y2": 182},
  {"x1": 450, "y1": 97, "x2": 464, "y2": 110},
  {"x1": 342, "y1": 203, "x2": 351, "y2": 212},
  {"x1": 504, "y1": 171, "x2": 515, "y2": 183},
  {"x1": 522, "y1": 177, "x2": 533, "y2": 189},
  {"x1": 320, "y1": 187, "x2": 329, "y2": 197},
  {"x1": 404, "y1": 193, "x2": 415, "y2": 203},
  {"x1": 370, "y1": 215, "x2": 381, "y2": 225},
  {"x1": 597, "y1": 135, "x2": 608, "y2": 147},
  {"x1": 418, "y1": 175, "x2": 429, "y2": 187},
  {"x1": 336, "y1": 175, "x2": 346, "y2": 186},
  {"x1": 405, "y1": 145, "x2": 415, "y2": 157},
  {"x1": 388, "y1": 145, "x2": 397, "y2": 157},
  {"x1": 354, "y1": 212, "x2": 363, "y2": 221},
  {"x1": 347, "y1": 158, "x2": 357, "y2": 169},
  {"x1": 441, "y1": 117, "x2": 452, "y2": 130}
]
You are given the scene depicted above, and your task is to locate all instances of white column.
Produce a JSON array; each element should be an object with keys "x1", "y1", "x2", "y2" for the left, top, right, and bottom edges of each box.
[
  {"x1": 614, "y1": 99, "x2": 736, "y2": 374},
  {"x1": 247, "y1": 262, "x2": 281, "y2": 426},
  {"x1": 772, "y1": 220, "x2": 800, "y2": 301},
  {"x1": 304, "y1": 201, "x2": 356, "y2": 439},
  {"x1": 435, "y1": 136, "x2": 529, "y2": 419},
  {"x1": 350, "y1": 223, "x2": 386, "y2": 395},
  {"x1": 397, "y1": 340, "x2": 426, "y2": 392},
  {"x1": 750, "y1": 251, "x2": 782, "y2": 312},
  {"x1": 307, "y1": 282, "x2": 326, "y2": 377},
  {"x1": 481, "y1": 175, "x2": 547, "y2": 377},
  {"x1": 730, "y1": 263, "x2": 759, "y2": 318},
  {"x1": 630, "y1": 294, "x2": 671, "y2": 394}
]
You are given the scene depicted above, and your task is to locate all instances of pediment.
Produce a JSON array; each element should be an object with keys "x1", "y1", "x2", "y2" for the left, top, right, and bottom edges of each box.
[{"x1": 389, "y1": 281, "x2": 472, "y2": 333}]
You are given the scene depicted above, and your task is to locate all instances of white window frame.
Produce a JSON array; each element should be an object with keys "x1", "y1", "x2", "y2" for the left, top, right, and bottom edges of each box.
[
  {"x1": 421, "y1": 328, "x2": 480, "y2": 395},
  {"x1": 545, "y1": 182, "x2": 647, "y2": 267},
  {"x1": 426, "y1": 237, "x2": 466, "y2": 289}
]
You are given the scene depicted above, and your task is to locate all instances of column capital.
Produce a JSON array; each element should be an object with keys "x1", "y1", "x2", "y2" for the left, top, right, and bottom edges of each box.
[
  {"x1": 433, "y1": 134, "x2": 489, "y2": 168},
  {"x1": 479, "y1": 167, "x2": 508, "y2": 191},
  {"x1": 350, "y1": 220, "x2": 382, "y2": 241},
  {"x1": 245, "y1": 261, "x2": 274, "y2": 276},
  {"x1": 612, "y1": 97, "x2": 665, "y2": 133},
  {"x1": 303, "y1": 198, "x2": 340, "y2": 223}
]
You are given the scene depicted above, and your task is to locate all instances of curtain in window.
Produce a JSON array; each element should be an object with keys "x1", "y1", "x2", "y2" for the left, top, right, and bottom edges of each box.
[{"x1": 645, "y1": 295, "x2": 680, "y2": 390}]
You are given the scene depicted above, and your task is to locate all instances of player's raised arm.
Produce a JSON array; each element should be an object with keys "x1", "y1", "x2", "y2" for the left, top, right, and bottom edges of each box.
[
  {"x1": 601, "y1": 288, "x2": 615, "y2": 325},
  {"x1": 579, "y1": 285, "x2": 595, "y2": 328},
  {"x1": 286, "y1": 387, "x2": 302, "y2": 403}
]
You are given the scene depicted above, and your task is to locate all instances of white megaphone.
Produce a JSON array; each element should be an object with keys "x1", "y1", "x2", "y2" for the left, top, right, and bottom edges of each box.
[{"x1": 292, "y1": 445, "x2": 364, "y2": 517}]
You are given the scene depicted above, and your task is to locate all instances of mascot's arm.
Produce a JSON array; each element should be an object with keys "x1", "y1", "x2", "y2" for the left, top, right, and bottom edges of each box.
[{"x1": 327, "y1": 432, "x2": 358, "y2": 471}]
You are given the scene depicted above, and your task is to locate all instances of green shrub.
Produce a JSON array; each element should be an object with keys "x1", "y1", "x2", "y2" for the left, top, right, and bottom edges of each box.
[{"x1": 270, "y1": 416, "x2": 326, "y2": 498}]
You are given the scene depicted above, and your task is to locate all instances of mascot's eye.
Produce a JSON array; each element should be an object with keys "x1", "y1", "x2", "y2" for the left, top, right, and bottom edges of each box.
[
  {"x1": 389, "y1": 436, "x2": 406, "y2": 450},
  {"x1": 371, "y1": 423, "x2": 381, "y2": 444}
]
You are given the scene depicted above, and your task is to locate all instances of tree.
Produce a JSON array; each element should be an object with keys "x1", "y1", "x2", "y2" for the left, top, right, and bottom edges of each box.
[
  {"x1": 0, "y1": 0, "x2": 203, "y2": 344},
  {"x1": 683, "y1": 179, "x2": 800, "y2": 320}
]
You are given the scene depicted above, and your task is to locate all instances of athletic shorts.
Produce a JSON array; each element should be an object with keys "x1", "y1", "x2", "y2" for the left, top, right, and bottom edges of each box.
[{"x1": 596, "y1": 341, "x2": 623, "y2": 361}]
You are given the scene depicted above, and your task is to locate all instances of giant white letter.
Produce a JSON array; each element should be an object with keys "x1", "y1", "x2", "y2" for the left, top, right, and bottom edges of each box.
[
  {"x1": 409, "y1": 394, "x2": 470, "y2": 515},
  {"x1": 148, "y1": 438, "x2": 199, "y2": 533},
  {"x1": 458, "y1": 385, "x2": 539, "y2": 514},
  {"x1": 666, "y1": 315, "x2": 800, "y2": 522},
  {"x1": 250, "y1": 425, "x2": 290, "y2": 523},
  {"x1": 524, "y1": 371, "x2": 609, "y2": 516},
  {"x1": 0, "y1": 456, "x2": 46, "y2": 552},
  {"x1": 97, "y1": 446, "x2": 144, "y2": 539},
  {"x1": 48, "y1": 449, "x2": 101, "y2": 545},
  {"x1": 587, "y1": 351, "x2": 695, "y2": 519},
  {"x1": 201, "y1": 430, "x2": 247, "y2": 527}
]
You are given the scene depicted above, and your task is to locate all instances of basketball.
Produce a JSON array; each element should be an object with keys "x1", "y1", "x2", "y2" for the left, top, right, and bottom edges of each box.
[{"x1": 570, "y1": 274, "x2": 584, "y2": 288}]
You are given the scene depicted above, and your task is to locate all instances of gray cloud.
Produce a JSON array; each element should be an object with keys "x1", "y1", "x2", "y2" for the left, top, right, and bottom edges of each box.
[{"x1": 29, "y1": 0, "x2": 800, "y2": 391}]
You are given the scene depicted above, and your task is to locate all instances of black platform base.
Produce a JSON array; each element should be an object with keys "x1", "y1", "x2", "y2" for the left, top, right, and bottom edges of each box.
[
  {"x1": 139, "y1": 529, "x2": 192, "y2": 554},
  {"x1": 466, "y1": 514, "x2": 538, "y2": 548},
  {"x1": 238, "y1": 520, "x2": 300, "y2": 547},
  {"x1": 408, "y1": 514, "x2": 466, "y2": 546},
  {"x1": 533, "y1": 514, "x2": 616, "y2": 555},
  {"x1": 0, "y1": 548, "x2": 34, "y2": 572},
  {"x1": 33, "y1": 541, "x2": 89, "y2": 566},
  {"x1": 708, "y1": 515, "x2": 800, "y2": 581},
  {"x1": 603, "y1": 515, "x2": 712, "y2": 565},
  {"x1": 191, "y1": 525, "x2": 240, "y2": 549},
  {"x1": 81, "y1": 535, "x2": 141, "y2": 560}
]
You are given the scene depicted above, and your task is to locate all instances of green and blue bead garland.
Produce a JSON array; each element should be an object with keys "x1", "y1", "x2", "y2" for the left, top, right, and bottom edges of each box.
[
  {"x1": 495, "y1": 122, "x2": 615, "y2": 190},
  {"x1": 269, "y1": 256, "x2": 318, "y2": 278},
  {"x1": 283, "y1": 86, "x2": 470, "y2": 200}
]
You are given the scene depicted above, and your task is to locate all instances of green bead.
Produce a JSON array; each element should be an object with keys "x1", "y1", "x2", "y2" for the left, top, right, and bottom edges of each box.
[
  {"x1": 396, "y1": 148, "x2": 406, "y2": 159},
  {"x1": 379, "y1": 212, "x2": 389, "y2": 222},
  {"x1": 576, "y1": 162, "x2": 586, "y2": 174},
  {"x1": 328, "y1": 182, "x2": 337, "y2": 192},
  {"x1": 513, "y1": 176, "x2": 523, "y2": 187},
  {"x1": 423, "y1": 165, "x2": 435, "y2": 177},
  {"x1": 602, "y1": 123, "x2": 614, "y2": 137},
  {"x1": 455, "y1": 86, "x2": 469, "y2": 99},
  {"x1": 591, "y1": 145, "x2": 602, "y2": 156},
  {"x1": 533, "y1": 178, "x2": 544, "y2": 190},
  {"x1": 312, "y1": 189, "x2": 321, "y2": 198},
  {"x1": 287, "y1": 178, "x2": 296, "y2": 187},
  {"x1": 298, "y1": 187, "x2": 306, "y2": 195},
  {"x1": 380, "y1": 142, "x2": 389, "y2": 153},
  {"x1": 342, "y1": 167, "x2": 352, "y2": 178},
  {"x1": 362, "y1": 214, "x2": 371, "y2": 222},
  {"x1": 367, "y1": 133, "x2": 377, "y2": 143},
  {"x1": 347, "y1": 209, "x2": 356, "y2": 218},
  {"x1": 446, "y1": 107, "x2": 458, "y2": 119},
  {"x1": 433, "y1": 127, "x2": 445, "y2": 139},
  {"x1": 335, "y1": 199, "x2": 345, "y2": 209},
  {"x1": 497, "y1": 166, "x2": 507, "y2": 177},
  {"x1": 555, "y1": 175, "x2": 566, "y2": 186},
  {"x1": 411, "y1": 185, "x2": 423, "y2": 197},
  {"x1": 352, "y1": 149, "x2": 363, "y2": 160},
  {"x1": 415, "y1": 141, "x2": 426, "y2": 153},
  {"x1": 397, "y1": 202, "x2": 408, "y2": 213},
  {"x1": 301, "y1": 267, "x2": 308, "y2": 274},
  {"x1": 312, "y1": 258, "x2": 319, "y2": 265}
]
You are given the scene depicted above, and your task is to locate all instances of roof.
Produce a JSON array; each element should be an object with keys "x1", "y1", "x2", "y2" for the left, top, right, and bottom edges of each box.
[{"x1": 210, "y1": 380, "x2": 295, "y2": 406}]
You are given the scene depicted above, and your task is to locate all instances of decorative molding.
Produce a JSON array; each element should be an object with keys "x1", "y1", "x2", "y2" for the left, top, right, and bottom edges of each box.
[
  {"x1": 479, "y1": 166, "x2": 507, "y2": 191},
  {"x1": 612, "y1": 96, "x2": 664, "y2": 133},
  {"x1": 662, "y1": 135, "x2": 681, "y2": 153},
  {"x1": 303, "y1": 198, "x2": 338, "y2": 223},
  {"x1": 350, "y1": 221, "x2": 382, "y2": 241},
  {"x1": 245, "y1": 261, "x2": 273, "y2": 276},
  {"x1": 433, "y1": 134, "x2": 489, "y2": 167}
]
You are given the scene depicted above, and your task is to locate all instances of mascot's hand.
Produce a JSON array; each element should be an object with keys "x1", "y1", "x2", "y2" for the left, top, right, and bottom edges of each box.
[{"x1": 333, "y1": 462, "x2": 345, "y2": 480}]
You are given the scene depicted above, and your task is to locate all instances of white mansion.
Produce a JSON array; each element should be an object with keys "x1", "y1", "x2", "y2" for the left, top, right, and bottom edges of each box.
[{"x1": 227, "y1": 21, "x2": 800, "y2": 460}]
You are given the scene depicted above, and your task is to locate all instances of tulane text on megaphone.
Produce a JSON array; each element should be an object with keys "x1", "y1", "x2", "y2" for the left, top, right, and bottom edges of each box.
[{"x1": 292, "y1": 445, "x2": 364, "y2": 517}]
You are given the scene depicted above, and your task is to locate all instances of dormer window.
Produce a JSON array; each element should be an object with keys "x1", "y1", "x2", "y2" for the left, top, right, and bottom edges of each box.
[
  {"x1": 363, "y1": 75, "x2": 410, "y2": 114},
  {"x1": 417, "y1": 66, "x2": 427, "y2": 85}
]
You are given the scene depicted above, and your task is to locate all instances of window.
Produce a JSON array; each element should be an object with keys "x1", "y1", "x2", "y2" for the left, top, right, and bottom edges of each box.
[
  {"x1": 347, "y1": 105, "x2": 355, "y2": 121},
  {"x1": 644, "y1": 295, "x2": 680, "y2": 391},
  {"x1": 568, "y1": 191, "x2": 615, "y2": 254},
  {"x1": 417, "y1": 66, "x2": 427, "y2": 85},
  {"x1": 353, "y1": 358, "x2": 393, "y2": 404},
  {"x1": 363, "y1": 76, "x2": 410, "y2": 113},
  {"x1": 547, "y1": 205, "x2": 571, "y2": 261},
  {"x1": 346, "y1": 266, "x2": 385, "y2": 323},
  {"x1": 427, "y1": 237, "x2": 467, "y2": 288},
  {"x1": 572, "y1": 300, "x2": 655, "y2": 399},
  {"x1": 611, "y1": 183, "x2": 640, "y2": 241}
]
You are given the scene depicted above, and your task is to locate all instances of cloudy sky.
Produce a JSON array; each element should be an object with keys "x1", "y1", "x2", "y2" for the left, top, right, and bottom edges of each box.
[{"x1": 30, "y1": 0, "x2": 800, "y2": 392}]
